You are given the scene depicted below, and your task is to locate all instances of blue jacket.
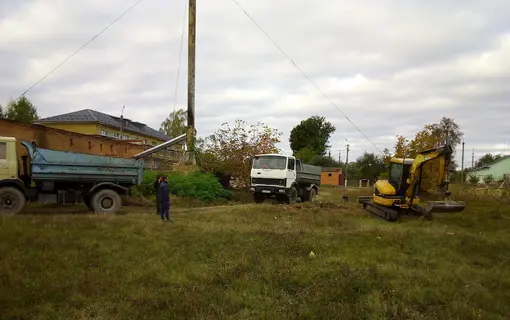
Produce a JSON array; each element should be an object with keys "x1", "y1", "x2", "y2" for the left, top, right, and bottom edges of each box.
[{"x1": 158, "y1": 181, "x2": 170, "y2": 203}]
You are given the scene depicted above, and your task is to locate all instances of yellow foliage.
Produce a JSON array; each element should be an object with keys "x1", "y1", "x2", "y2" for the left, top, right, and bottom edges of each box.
[{"x1": 393, "y1": 123, "x2": 458, "y2": 191}]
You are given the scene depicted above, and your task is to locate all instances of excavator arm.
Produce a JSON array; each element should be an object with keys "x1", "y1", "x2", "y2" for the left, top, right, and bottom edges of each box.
[
  {"x1": 405, "y1": 144, "x2": 453, "y2": 197},
  {"x1": 405, "y1": 144, "x2": 465, "y2": 215}
]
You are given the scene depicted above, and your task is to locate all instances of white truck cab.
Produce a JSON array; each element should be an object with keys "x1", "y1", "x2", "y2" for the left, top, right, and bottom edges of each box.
[{"x1": 249, "y1": 154, "x2": 322, "y2": 204}]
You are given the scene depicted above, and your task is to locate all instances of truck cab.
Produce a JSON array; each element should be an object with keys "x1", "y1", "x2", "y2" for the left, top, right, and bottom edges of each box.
[
  {"x1": 249, "y1": 154, "x2": 321, "y2": 204},
  {"x1": 0, "y1": 137, "x2": 18, "y2": 181},
  {"x1": 0, "y1": 137, "x2": 27, "y2": 214}
]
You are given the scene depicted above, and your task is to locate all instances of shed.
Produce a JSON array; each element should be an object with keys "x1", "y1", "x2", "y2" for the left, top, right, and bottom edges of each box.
[
  {"x1": 321, "y1": 167, "x2": 345, "y2": 186},
  {"x1": 467, "y1": 155, "x2": 510, "y2": 183}
]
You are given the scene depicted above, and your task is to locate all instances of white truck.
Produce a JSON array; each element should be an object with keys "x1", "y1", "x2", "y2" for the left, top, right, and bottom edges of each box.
[{"x1": 249, "y1": 154, "x2": 322, "y2": 204}]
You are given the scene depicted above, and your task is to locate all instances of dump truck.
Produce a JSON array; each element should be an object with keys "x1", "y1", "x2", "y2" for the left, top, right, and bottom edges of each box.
[
  {"x1": 249, "y1": 154, "x2": 322, "y2": 204},
  {"x1": 0, "y1": 136, "x2": 148, "y2": 214},
  {"x1": 0, "y1": 133, "x2": 188, "y2": 215}
]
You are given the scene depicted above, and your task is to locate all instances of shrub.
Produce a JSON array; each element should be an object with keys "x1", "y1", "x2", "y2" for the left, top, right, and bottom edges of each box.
[
  {"x1": 469, "y1": 174, "x2": 480, "y2": 184},
  {"x1": 135, "y1": 170, "x2": 232, "y2": 202}
]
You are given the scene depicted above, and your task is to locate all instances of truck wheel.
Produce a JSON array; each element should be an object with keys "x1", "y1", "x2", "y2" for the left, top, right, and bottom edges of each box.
[
  {"x1": 83, "y1": 195, "x2": 93, "y2": 211},
  {"x1": 253, "y1": 193, "x2": 265, "y2": 203},
  {"x1": 286, "y1": 187, "x2": 298, "y2": 205},
  {"x1": 308, "y1": 188, "x2": 317, "y2": 202},
  {"x1": 91, "y1": 189, "x2": 122, "y2": 214},
  {"x1": 0, "y1": 187, "x2": 26, "y2": 215}
]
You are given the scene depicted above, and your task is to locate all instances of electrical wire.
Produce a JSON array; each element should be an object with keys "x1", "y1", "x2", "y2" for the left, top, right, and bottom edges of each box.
[
  {"x1": 168, "y1": 0, "x2": 188, "y2": 133},
  {"x1": 230, "y1": 0, "x2": 383, "y2": 155},
  {"x1": 15, "y1": 0, "x2": 146, "y2": 101}
]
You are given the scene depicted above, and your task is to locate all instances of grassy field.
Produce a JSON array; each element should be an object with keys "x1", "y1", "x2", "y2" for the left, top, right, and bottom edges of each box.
[{"x1": 1, "y1": 187, "x2": 510, "y2": 319}]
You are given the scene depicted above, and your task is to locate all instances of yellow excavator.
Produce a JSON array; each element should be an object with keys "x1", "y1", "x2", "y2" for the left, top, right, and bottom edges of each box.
[{"x1": 358, "y1": 144, "x2": 466, "y2": 222}]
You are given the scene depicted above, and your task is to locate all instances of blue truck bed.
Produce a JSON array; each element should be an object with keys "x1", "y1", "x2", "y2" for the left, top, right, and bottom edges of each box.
[{"x1": 22, "y1": 141, "x2": 145, "y2": 185}]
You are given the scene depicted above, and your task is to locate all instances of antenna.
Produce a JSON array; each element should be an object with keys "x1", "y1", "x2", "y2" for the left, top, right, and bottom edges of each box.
[{"x1": 119, "y1": 105, "x2": 125, "y2": 139}]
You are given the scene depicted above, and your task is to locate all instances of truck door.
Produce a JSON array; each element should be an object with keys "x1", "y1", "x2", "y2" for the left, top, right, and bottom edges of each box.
[
  {"x1": 0, "y1": 141, "x2": 8, "y2": 180},
  {"x1": 0, "y1": 141, "x2": 16, "y2": 180},
  {"x1": 288, "y1": 158, "x2": 297, "y2": 185}
]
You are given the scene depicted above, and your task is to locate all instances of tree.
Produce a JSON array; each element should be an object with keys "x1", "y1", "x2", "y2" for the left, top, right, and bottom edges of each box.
[
  {"x1": 4, "y1": 96, "x2": 39, "y2": 123},
  {"x1": 160, "y1": 109, "x2": 187, "y2": 138},
  {"x1": 475, "y1": 153, "x2": 504, "y2": 168},
  {"x1": 355, "y1": 152, "x2": 387, "y2": 183},
  {"x1": 289, "y1": 116, "x2": 336, "y2": 155},
  {"x1": 294, "y1": 147, "x2": 316, "y2": 163},
  {"x1": 393, "y1": 117, "x2": 463, "y2": 191},
  {"x1": 0, "y1": 105, "x2": 4, "y2": 119},
  {"x1": 196, "y1": 120, "x2": 282, "y2": 187}
]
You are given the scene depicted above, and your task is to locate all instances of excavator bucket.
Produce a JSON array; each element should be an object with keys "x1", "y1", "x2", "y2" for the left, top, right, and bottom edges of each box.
[{"x1": 426, "y1": 200, "x2": 466, "y2": 214}]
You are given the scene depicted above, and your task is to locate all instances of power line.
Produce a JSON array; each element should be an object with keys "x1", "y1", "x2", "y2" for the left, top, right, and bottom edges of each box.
[
  {"x1": 15, "y1": 0, "x2": 147, "y2": 101},
  {"x1": 166, "y1": 0, "x2": 188, "y2": 135},
  {"x1": 230, "y1": 0, "x2": 383, "y2": 155},
  {"x1": 172, "y1": 0, "x2": 188, "y2": 115}
]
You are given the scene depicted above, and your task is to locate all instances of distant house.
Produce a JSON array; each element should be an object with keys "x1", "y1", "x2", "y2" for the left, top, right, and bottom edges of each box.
[
  {"x1": 36, "y1": 109, "x2": 171, "y2": 146},
  {"x1": 321, "y1": 167, "x2": 345, "y2": 186},
  {"x1": 467, "y1": 156, "x2": 510, "y2": 183}
]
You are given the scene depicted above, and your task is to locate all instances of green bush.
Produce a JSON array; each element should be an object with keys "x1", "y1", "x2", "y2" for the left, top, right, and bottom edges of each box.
[{"x1": 135, "y1": 170, "x2": 232, "y2": 202}]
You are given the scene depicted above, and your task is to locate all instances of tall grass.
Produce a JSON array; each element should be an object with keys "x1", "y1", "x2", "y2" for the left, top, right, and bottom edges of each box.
[{"x1": 1, "y1": 186, "x2": 509, "y2": 319}]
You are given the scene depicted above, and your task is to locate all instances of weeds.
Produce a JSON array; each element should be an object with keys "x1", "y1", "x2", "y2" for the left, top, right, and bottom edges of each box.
[{"x1": 1, "y1": 186, "x2": 509, "y2": 319}]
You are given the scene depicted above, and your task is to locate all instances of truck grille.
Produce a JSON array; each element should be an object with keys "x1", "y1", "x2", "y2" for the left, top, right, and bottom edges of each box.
[{"x1": 251, "y1": 178, "x2": 285, "y2": 186}]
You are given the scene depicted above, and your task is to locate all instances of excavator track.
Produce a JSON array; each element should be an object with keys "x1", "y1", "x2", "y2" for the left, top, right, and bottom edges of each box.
[{"x1": 361, "y1": 200, "x2": 400, "y2": 222}]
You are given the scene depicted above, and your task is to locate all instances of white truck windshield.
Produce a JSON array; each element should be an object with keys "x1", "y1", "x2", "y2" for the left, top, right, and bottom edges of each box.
[{"x1": 252, "y1": 156, "x2": 286, "y2": 170}]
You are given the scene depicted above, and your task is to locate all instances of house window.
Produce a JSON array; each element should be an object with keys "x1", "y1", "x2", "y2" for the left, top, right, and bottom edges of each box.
[
  {"x1": 152, "y1": 141, "x2": 157, "y2": 146},
  {"x1": 100, "y1": 129, "x2": 109, "y2": 136},
  {"x1": 122, "y1": 135, "x2": 130, "y2": 140},
  {"x1": 144, "y1": 140, "x2": 148, "y2": 145},
  {"x1": 0, "y1": 142, "x2": 6, "y2": 160},
  {"x1": 112, "y1": 133, "x2": 119, "y2": 138}
]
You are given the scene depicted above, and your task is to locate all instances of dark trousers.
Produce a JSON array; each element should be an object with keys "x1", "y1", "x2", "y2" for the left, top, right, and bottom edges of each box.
[
  {"x1": 160, "y1": 201, "x2": 170, "y2": 220},
  {"x1": 156, "y1": 193, "x2": 161, "y2": 214}
]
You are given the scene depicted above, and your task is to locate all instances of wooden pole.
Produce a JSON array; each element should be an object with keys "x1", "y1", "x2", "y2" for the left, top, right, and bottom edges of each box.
[
  {"x1": 461, "y1": 140, "x2": 465, "y2": 182},
  {"x1": 186, "y1": 0, "x2": 196, "y2": 164}
]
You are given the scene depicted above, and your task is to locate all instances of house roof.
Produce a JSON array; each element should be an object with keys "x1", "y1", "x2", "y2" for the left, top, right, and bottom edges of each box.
[
  {"x1": 470, "y1": 155, "x2": 510, "y2": 172},
  {"x1": 37, "y1": 109, "x2": 170, "y2": 141}
]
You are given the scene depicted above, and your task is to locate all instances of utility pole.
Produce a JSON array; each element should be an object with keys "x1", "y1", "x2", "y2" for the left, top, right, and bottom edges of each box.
[
  {"x1": 338, "y1": 150, "x2": 341, "y2": 165},
  {"x1": 461, "y1": 140, "x2": 465, "y2": 183},
  {"x1": 345, "y1": 144, "x2": 350, "y2": 187},
  {"x1": 185, "y1": 0, "x2": 197, "y2": 164},
  {"x1": 472, "y1": 149, "x2": 475, "y2": 168}
]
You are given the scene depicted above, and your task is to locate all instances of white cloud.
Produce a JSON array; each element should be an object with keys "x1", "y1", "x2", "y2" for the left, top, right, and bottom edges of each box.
[{"x1": 1, "y1": 0, "x2": 510, "y2": 166}]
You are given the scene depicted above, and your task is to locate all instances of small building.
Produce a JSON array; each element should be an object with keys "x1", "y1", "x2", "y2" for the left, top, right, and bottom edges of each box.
[
  {"x1": 359, "y1": 179, "x2": 370, "y2": 187},
  {"x1": 321, "y1": 167, "x2": 345, "y2": 186},
  {"x1": 467, "y1": 156, "x2": 510, "y2": 183}
]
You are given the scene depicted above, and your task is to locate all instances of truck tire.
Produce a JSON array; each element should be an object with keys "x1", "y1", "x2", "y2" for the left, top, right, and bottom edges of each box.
[
  {"x1": 0, "y1": 187, "x2": 26, "y2": 215},
  {"x1": 308, "y1": 188, "x2": 317, "y2": 202},
  {"x1": 83, "y1": 195, "x2": 93, "y2": 211},
  {"x1": 91, "y1": 189, "x2": 122, "y2": 214},
  {"x1": 253, "y1": 193, "x2": 265, "y2": 203},
  {"x1": 286, "y1": 186, "x2": 298, "y2": 205}
]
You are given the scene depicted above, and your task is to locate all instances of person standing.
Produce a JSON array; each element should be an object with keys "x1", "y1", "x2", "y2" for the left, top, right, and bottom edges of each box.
[
  {"x1": 154, "y1": 175, "x2": 161, "y2": 215},
  {"x1": 158, "y1": 176, "x2": 172, "y2": 222}
]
